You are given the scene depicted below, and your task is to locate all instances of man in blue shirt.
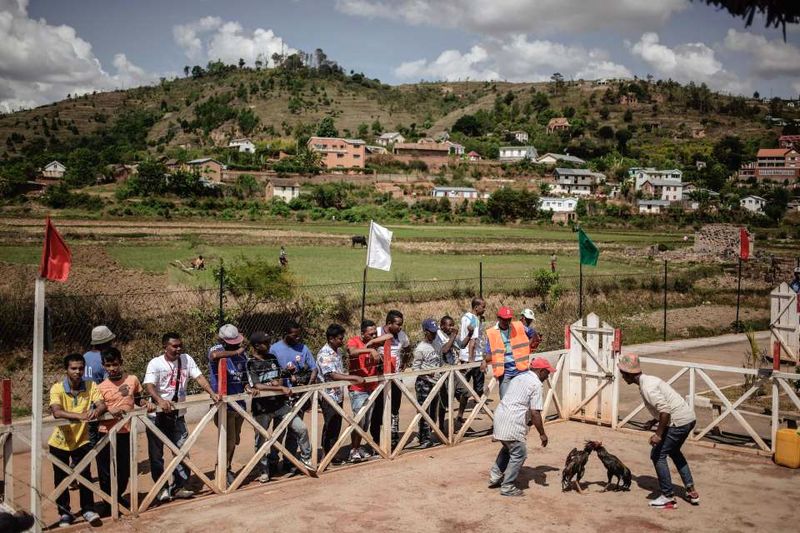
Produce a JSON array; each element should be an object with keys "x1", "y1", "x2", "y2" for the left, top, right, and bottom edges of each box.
[
  {"x1": 520, "y1": 309, "x2": 542, "y2": 352},
  {"x1": 83, "y1": 325, "x2": 114, "y2": 447},
  {"x1": 790, "y1": 267, "x2": 800, "y2": 294},
  {"x1": 208, "y1": 324, "x2": 248, "y2": 485},
  {"x1": 269, "y1": 320, "x2": 317, "y2": 472}
]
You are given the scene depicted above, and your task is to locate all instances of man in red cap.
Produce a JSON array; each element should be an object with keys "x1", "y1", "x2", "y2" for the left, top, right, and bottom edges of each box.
[
  {"x1": 488, "y1": 357, "x2": 554, "y2": 496},
  {"x1": 618, "y1": 353, "x2": 699, "y2": 509},
  {"x1": 482, "y1": 306, "x2": 532, "y2": 399}
]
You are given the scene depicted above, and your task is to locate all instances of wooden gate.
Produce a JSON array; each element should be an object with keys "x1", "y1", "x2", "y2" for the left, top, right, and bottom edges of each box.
[
  {"x1": 563, "y1": 313, "x2": 619, "y2": 425},
  {"x1": 770, "y1": 282, "x2": 799, "y2": 363}
]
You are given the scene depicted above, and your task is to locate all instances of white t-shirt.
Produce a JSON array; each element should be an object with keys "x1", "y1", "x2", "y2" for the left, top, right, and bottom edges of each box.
[
  {"x1": 376, "y1": 326, "x2": 410, "y2": 369},
  {"x1": 458, "y1": 312, "x2": 483, "y2": 362},
  {"x1": 143, "y1": 353, "x2": 203, "y2": 415},
  {"x1": 638, "y1": 374, "x2": 696, "y2": 427}
]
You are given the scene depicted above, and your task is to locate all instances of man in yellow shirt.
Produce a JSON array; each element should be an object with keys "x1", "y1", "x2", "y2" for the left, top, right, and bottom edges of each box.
[{"x1": 49, "y1": 353, "x2": 107, "y2": 528}]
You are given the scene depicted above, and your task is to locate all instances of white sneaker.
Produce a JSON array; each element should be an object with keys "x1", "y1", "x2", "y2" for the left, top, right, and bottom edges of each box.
[
  {"x1": 348, "y1": 448, "x2": 363, "y2": 463},
  {"x1": 82, "y1": 510, "x2": 102, "y2": 526},
  {"x1": 649, "y1": 495, "x2": 677, "y2": 509},
  {"x1": 300, "y1": 457, "x2": 316, "y2": 471},
  {"x1": 157, "y1": 487, "x2": 171, "y2": 502},
  {"x1": 58, "y1": 514, "x2": 74, "y2": 528},
  {"x1": 173, "y1": 488, "x2": 194, "y2": 499},
  {"x1": 258, "y1": 473, "x2": 270, "y2": 483}
]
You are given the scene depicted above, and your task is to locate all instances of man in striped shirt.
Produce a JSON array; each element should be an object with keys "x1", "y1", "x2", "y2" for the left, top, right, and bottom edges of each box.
[{"x1": 488, "y1": 358, "x2": 554, "y2": 497}]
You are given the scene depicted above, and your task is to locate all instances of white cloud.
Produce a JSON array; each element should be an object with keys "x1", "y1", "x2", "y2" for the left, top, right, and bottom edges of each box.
[
  {"x1": 0, "y1": 0, "x2": 159, "y2": 112},
  {"x1": 394, "y1": 35, "x2": 631, "y2": 82},
  {"x1": 723, "y1": 29, "x2": 800, "y2": 79},
  {"x1": 630, "y1": 32, "x2": 749, "y2": 94},
  {"x1": 173, "y1": 17, "x2": 294, "y2": 67},
  {"x1": 336, "y1": 0, "x2": 687, "y2": 34}
]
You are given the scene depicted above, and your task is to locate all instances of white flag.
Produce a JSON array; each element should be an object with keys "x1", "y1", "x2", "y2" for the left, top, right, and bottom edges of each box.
[{"x1": 366, "y1": 220, "x2": 392, "y2": 271}]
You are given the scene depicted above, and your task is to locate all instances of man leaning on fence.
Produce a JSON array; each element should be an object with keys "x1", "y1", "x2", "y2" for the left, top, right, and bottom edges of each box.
[
  {"x1": 374, "y1": 310, "x2": 411, "y2": 448},
  {"x1": 458, "y1": 298, "x2": 486, "y2": 421},
  {"x1": 83, "y1": 325, "x2": 114, "y2": 449},
  {"x1": 208, "y1": 324, "x2": 248, "y2": 486},
  {"x1": 49, "y1": 353, "x2": 106, "y2": 528},
  {"x1": 412, "y1": 319, "x2": 447, "y2": 448},
  {"x1": 143, "y1": 332, "x2": 220, "y2": 502},
  {"x1": 484, "y1": 306, "x2": 531, "y2": 399}
]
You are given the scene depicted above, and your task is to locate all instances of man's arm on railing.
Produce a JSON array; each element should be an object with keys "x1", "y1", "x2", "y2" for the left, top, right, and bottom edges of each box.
[{"x1": 195, "y1": 375, "x2": 221, "y2": 402}]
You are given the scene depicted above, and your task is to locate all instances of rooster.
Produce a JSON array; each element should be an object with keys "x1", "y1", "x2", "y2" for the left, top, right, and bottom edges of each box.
[
  {"x1": 591, "y1": 441, "x2": 632, "y2": 491},
  {"x1": 561, "y1": 441, "x2": 596, "y2": 493}
]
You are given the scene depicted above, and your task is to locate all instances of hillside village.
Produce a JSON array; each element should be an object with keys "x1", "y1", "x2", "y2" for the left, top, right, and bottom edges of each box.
[{"x1": 1, "y1": 54, "x2": 799, "y2": 228}]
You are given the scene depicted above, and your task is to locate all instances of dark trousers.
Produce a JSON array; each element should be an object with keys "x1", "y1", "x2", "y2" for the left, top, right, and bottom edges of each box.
[
  {"x1": 51, "y1": 444, "x2": 94, "y2": 516},
  {"x1": 321, "y1": 399, "x2": 343, "y2": 454},
  {"x1": 466, "y1": 367, "x2": 485, "y2": 397},
  {"x1": 97, "y1": 432, "x2": 131, "y2": 501},
  {"x1": 145, "y1": 414, "x2": 189, "y2": 489},
  {"x1": 415, "y1": 378, "x2": 446, "y2": 442},
  {"x1": 651, "y1": 421, "x2": 696, "y2": 497},
  {"x1": 370, "y1": 382, "x2": 402, "y2": 443}
]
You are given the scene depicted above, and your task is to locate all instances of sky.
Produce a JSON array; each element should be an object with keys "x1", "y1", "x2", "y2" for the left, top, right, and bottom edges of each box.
[{"x1": 1, "y1": 0, "x2": 799, "y2": 113}]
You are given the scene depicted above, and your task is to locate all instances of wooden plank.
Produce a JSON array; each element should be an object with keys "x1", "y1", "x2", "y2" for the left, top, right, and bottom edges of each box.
[
  {"x1": 694, "y1": 379, "x2": 765, "y2": 441},
  {"x1": 776, "y1": 377, "x2": 800, "y2": 412},
  {"x1": 639, "y1": 357, "x2": 761, "y2": 375},
  {"x1": 2, "y1": 430, "x2": 13, "y2": 510},
  {"x1": 311, "y1": 391, "x2": 319, "y2": 468},
  {"x1": 447, "y1": 371, "x2": 455, "y2": 446},
  {"x1": 110, "y1": 429, "x2": 119, "y2": 520},
  {"x1": 391, "y1": 374, "x2": 449, "y2": 457},
  {"x1": 129, "y1": 416, "x2": 139, "y2": 518},
  {"x1": 454, "y1": 375, "x2": 496, "y2": 444},
  {"x1": 216, "y1": 401, "x2": 227, "y2": 492}
]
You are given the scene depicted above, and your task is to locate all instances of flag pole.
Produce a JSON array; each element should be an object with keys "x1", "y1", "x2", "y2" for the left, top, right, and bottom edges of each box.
[
  {"x1": 735, "y1": 256, "x2": 742, "y2": 332},
  {"x1": 31, "y1": 276, "x2": 45, "y2": 532},
  {"x1": 578, "y1": 259, "x2": 583, "y2": 319},
  {"x1": 362, "y1": 221, "x2": 372, "y2": 323}
]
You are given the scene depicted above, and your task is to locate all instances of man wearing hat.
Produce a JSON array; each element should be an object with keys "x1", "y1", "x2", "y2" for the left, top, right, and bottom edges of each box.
[
  {"x1": 789, "y1": 266, "x2": 800, "y2": 294},
  {"x1": 482, "y1": 306, "x2": 531, "y2": 399},
  {"x1": 520, "y1": 308, "x2": 542, "y2": 352},
  {"x1": 208, "y1": 324, "x2": 248, "y2": 485},
  {"x1": 489, "y1": 357, "x2": 554, "y2": 497},
  {"x1": 411, "y1": 319, "x2": 447, "y2": 448},
  {"x1": 618, "y1": 353, "x2": 700, "y2": 509},
  {"x1": 83, "y1": 325, "x2": 115, "y2": 447}
]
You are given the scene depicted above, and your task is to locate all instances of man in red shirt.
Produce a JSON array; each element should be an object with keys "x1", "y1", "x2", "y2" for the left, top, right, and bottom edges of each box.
[{"x1": 345, "y1": 319, "x2": 385, "y2": 462}]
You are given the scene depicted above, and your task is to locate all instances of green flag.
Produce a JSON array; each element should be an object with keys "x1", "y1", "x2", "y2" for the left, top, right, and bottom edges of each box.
[{"x1": 578, "y1": 228, "x2": 599, "y2": 266}]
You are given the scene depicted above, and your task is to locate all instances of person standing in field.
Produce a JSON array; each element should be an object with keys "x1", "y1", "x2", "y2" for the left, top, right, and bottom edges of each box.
[
  {"x1": 346, "y1": 320, "x2": 385, "y2": 462},
  {"x1": 49, "y1": 353, "x2": 106, "y2": 527},
  {"x1": 412, "y1": 319, "x2": 447, "y2": 448},
  {"x1": 374, "y1": 310, "x2": 410, "y2": 448},
  {"x1": 456, "y1": 298, "x2": 486, "y2": 422},
  {"x1": 618, "y1": 353, "x2": 700, "y2": 509},
  {"x1": 484, "y1": 306, "x2": 531, "y2": 399},
  {"x1": 316, "y1": 323, "x2": 365, "y2": 459},
  {"x1": 550, "y1": 254, "x2": 557, "y2": 273},
  {"x1": 279, "y1": 246, "x2": 288, "y2": 268},
  {"x1": 489, "y1": 358, "x2": 554, "y2": 497}
]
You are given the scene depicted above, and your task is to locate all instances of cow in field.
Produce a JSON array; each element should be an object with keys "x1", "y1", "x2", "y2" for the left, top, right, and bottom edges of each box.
[{"x1": 351, "y1": 235, "x2": 367, "y2": 247}]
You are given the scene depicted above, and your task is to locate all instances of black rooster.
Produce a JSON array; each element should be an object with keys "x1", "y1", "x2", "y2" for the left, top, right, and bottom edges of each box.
[
  {"x1": 591, "y1": 441, "x2": 632, "y2": 491},
  {"x1": 561, "y1": 441, "x2": 596, "y2": 493}
]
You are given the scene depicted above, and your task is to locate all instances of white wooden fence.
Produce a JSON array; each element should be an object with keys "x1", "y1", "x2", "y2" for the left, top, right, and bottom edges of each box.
[{"x1": 770, "y1": 282, "x2": 799, "y2": 364}]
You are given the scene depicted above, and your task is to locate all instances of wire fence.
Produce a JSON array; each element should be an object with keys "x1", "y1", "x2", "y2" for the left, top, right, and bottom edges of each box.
[{"x1": 0, "y1": 260, "x2": 779, "y2": 414}]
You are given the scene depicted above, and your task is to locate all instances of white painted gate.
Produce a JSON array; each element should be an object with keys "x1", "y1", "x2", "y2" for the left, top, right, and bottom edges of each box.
[
  {"x1": 770, "y1": 282, "x2": 799, "y2": 363},
  {"x1": 563, "y1": 313, "x2": 620, "y2": 425}
]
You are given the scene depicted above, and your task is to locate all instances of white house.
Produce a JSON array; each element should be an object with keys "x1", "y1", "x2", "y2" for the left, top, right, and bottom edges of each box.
[
  {"x1": 536, "y1": 153, "x2": 586, "y2": 166},
  {"x1": 265, "y1": 178, "x2": 301, "y2": 202},
  {"x1": 552, "y1": 168, "x2": 606, "y2": 196},
  {"x1": 630, "y1": 167, "x2": 683, "y2": 203},
  {"x1": 228, "y1": 138, "x2": 256, "y2": 153},
  {"x1": 498, "y1": 146, "x2": 537, "y2": 162},
  {"x1": 740, "y1": 195, "x2": 766, "y2": 214},
  {"x1": 539, "y1": 196, "x2": 578, "y2": 212},
  {"x1": 432, "y1": 186, "x2": 480, "y2": 199},
  {"x1": 637, "y1": 199, "x2": 671, "y2": 215},
  {"x1": 375, "y1": 132, "x2": 405, "y2": 146},
  {"x1": 41, "y1": 160, "x2": 66, "y2": 179},
  {"x1": 443, "y1": 140, "x2": 465, "y2": 156},
  {"x1": 510, "y1": 130, "x2": 529, "y2": 143},
  {"x1": 629, "y1": 167, "x2": 683, "y2": 187}
]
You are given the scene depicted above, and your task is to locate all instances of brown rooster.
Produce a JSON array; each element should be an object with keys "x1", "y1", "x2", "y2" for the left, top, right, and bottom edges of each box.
[
  {"x1": 561, "y1": 441, "x2": 596, "y2": 493},
  {"x1": 590, "y1": 441, "x2": 632, "y2": 492}
]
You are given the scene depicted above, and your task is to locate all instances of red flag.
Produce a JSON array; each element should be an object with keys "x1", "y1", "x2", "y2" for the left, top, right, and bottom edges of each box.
[
  {"x1": 739, "y1": 227, "x2": 750, "y2": 261},
  {"x1": 39, "y1": 217, "x2": 71, "y2": 282}
]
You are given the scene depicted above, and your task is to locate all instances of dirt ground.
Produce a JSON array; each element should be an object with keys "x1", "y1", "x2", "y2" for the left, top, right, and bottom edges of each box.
[
  {"x1": 634, "y1": 304, "x2": 769, "y2": 333},
  {"x1": 73, "y1": 422, "x2": 798, "y2": 533}
]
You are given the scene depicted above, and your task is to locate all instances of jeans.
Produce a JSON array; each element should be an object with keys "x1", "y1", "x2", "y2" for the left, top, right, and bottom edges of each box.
[
  {"x1": 490, "y1": 440, "x2": 528, "y2": 494},
  {"x1": 145, "y1": 414, "x2": 189, "y2": 490},
  {"x1": 465, "y1": 367, "x2": 485, "y2": 397},
  {"x1": 350, "y1": 391, "x2": 374, "y2": 432},
  {"x1": 214, "y1": 409, "x2": 244, "y2": 470},
  {"x1": 254, "y1": 404, "x2": 310, "y2": 476},
  {"x1": 651, "y1": 421, "x2": 696, "y2": 497},
  {"x1": 370, "y1": 382, "x2": 402, "y2": 444},
  {"x1": 97, "y1": 432, "x2": 131, "y2": 502},
  {"x1": 321, "y1": 399, "x2": 343, "y2": 454},
  {"x1": 415, "y1": 378, "x2": 446, "y2": 443},
  {"x1": 51, "y1": 444, "x2": 94, "y2": 516}
]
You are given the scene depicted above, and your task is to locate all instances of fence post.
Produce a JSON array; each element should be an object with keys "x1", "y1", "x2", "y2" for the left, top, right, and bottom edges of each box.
[
  {"x1": 2, "y1": 378, "x2": 13, "y2": 509},
  {"x1": 216, "y1": 359, "x2": 228, "y2": 492},
  {"x1": 735, "y1": 256, "x2": 743, "y2": 332},
  {"x1": 360, "y1": 267, "x2": 367, "y2": 324},
  {"x1": 479, "y1": 261, "x2": 483, "y2": 298},
  {"x1": 218, "y1": 264, "x2": 225, "y2": 329},
  {"x1": 2, "y1": 378, "x2": 10, "y2": 425},
  {"x1": 663, "y1": 259, "x2": 668, "y2": 342}
]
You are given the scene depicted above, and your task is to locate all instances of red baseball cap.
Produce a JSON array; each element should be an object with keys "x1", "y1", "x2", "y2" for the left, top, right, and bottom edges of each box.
[
  {"x1": 497, "y1": 306, "x2": 514, "y2": 319},
  {"x1": 530, "y1": 357, "x2": 556, "y2": 374}
]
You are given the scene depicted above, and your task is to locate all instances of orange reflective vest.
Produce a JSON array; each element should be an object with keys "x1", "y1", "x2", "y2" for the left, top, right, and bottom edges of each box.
[{"x1": 486, "y1": 321, "x2": 530, "y2": 378}]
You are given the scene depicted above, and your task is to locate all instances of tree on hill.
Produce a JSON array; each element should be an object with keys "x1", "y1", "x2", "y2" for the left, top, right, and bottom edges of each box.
[
  {"x1": 712, "y1": 135, "x2": 746, "y2": 171},
  {"x1": 316, "y1": 116, "x2": 338, "y2": 137},
  {"x1": 452, "y1": 114, "x2": 482, "y2": 137}
]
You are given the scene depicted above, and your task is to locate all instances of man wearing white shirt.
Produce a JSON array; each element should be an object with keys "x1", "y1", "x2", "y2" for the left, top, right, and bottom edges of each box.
[
  {"x1": 618, "y1": 353, "x2": 699, "y2": 509},
  {"x1": 143, "y1": 332, "x2": 220, "y2": 502},
  {"x1": 456, "y1": 298, "x2": 486, "y2": 422},
  {"x1": 371, "y1": 310, "x2": 410, "y2": 448}
]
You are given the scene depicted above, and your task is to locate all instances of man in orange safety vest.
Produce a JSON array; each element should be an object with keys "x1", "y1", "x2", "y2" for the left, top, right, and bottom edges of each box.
[{"x1": 481, "y1": 306, "x2": 531, "y2": 399}]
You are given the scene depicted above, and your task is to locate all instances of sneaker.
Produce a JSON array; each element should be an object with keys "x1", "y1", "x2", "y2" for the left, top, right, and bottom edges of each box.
[
  {"x1": 649, "y1": 495, "x2": 677, "y2": 509},
  {"x1": 500, "y1": 487, "x2": 524, "y2": 497},
  {"x1": 172, "y1": 488, "x2": 194, "y2": 499},
  {"x1": 157, "y1": 487, "x2": 171, "y2": 502},
  {"x1": 348, "y1": 448, "x2": 363, "y2": 463},
  {"x1": 258, "y1": 472, "x2": 270, "y2": 483},
  {"x1": 58, "y1": 513, "x2": 75, "y2": 528},
  {"x1": 82, "y1": 510, "x2": 102, "y2": 527},
  {"x1": 300, "y1": 457, "x2": 316, "y2": 471},
  {"x1": 359, "y1": 446, "x2": 373, "y2": 458},
  {"x1": 685, "y1": 489, "x2": 700, "y2": 505},
  {"x1": 419, "y1": 439, "x2": 433, "y2": 449},
  {"x1": 488, "y1": 477, "x2": 503, "y2": 489}
]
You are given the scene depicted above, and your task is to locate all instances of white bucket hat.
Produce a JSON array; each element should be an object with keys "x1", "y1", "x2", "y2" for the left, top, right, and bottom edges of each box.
[
  {"x1": 520, "y1": 308, "x2": 536, "y2": 321},
  {"x1": 91, "y1": 325, "x2": 116, "y2": 345}
]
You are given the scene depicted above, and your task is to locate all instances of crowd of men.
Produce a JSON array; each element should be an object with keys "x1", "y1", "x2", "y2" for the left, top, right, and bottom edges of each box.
[{"x1": 48, "y1": 294, "x2": 701, "y2": 525}]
